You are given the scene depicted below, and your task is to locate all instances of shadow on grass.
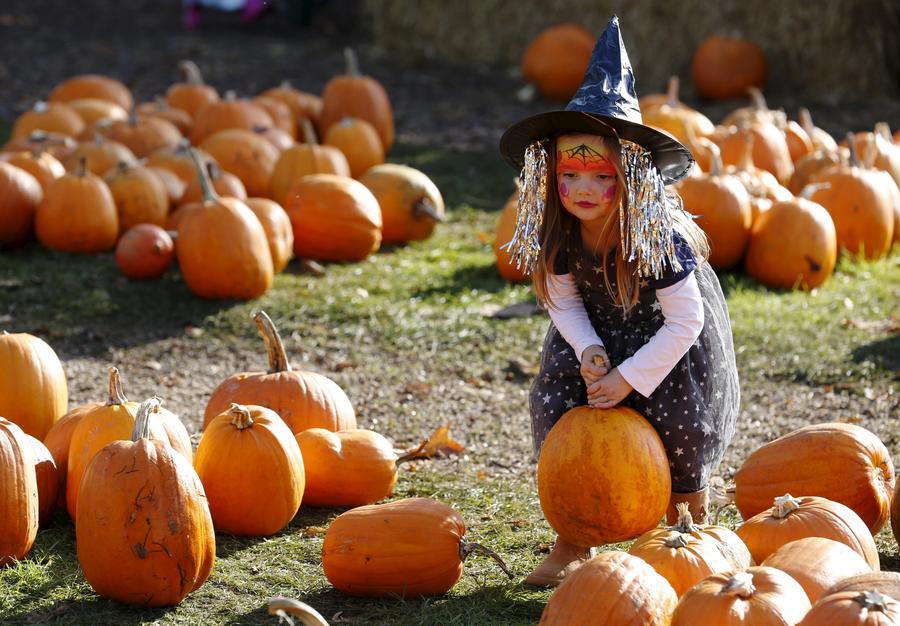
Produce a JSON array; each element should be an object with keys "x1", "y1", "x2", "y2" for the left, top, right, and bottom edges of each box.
[
  {"x1": 852, "y1": 334, "x2": 900, "y2": 372},
  {"x1": 214, "y1": 506, "x2": 341, "y2": 559},
  {"x1": 8, "y1": 598, "x2": 170, "y2": 626},
  {"x1": 410, "y1": 261, "x2": 526, "y2": 300}
]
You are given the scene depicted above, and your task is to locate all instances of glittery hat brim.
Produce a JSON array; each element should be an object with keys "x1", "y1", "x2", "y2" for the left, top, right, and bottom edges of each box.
[{"x1": 499, "y1": 110, "x2": 694, "y2": 185}]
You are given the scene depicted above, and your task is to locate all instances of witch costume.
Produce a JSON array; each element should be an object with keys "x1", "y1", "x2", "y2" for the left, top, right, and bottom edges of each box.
[{"x1": 499, "y1": 16, "x2": 740, "y2": 496}]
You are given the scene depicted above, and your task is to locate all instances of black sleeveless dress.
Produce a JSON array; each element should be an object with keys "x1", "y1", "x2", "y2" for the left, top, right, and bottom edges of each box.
[{"x1": 529, "y1": 229, "x2": 740, "y2": 493}]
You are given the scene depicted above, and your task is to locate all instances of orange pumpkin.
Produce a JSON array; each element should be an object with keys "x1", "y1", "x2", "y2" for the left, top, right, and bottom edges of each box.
[
  {"x1": 252, "y1": 95, "x2": 297, "y2": 138},
  {"x1": 64, "y1": 135, "x2": 136, "y2": 176},
  {"x1": 42, "y1": 402, "x2": 102, "y2": 508},
  {"x1": 0, "y1": 331, "x2": 67, "y2": 440},
  {"x1": 2, "y1": 130, "x2": 78, "y2": 163},
  {"x1": 734, "y1": 422, "x2": 895, "y2": 533},
  {"x1": 166, "y1": 60, "x2": 220, "y2": 118},
  {"x1": 359, "y1": 163, "x2": 443, "y2": 243},
  {"x1": 194, "y1": 404, "x2": 304, "y2": 536},
  {"x1": 115, "y1": 224, "x2": 175, "y2": 279},
  {"x1": 105, "y1": 161, "x2": 170, "y2": 231},
  {"x1": 539, "y1": 551, "x2": 677, "y2": 625},
  {"x1": 0, "y1": 418, "x2": 39, "y2": 566},
  {"x1": 494, "y1": 189, "x2": 529, "y2": 282},
  {"x1": 147, "y1": 165, "x2": 187, "y2": 206},
  {"x1": 691, "y1": 36, "x2": 767, "y2": 100},
  {"x1": 178, "y1": 161, "x2": 247, "y2": 206},
  {"x1": 788, "y1": 148, "x2": 841, "y2": 195},
  {"x1": 65, "y1": 98, "x2": 129, "y2": 139},
  {"x1": 1, "y1": 149, "x2": 65, "y2": 193},
  {"x1": 671, "y1": 567, "x2": 810, "y2": 625},
  {"x1": 521, "y1": 23, "x2": 594, "y2": 102},
  {"x1": 200, "y1": 128, "x2": 279, "y2": 197},
  {"x1": 641, "y1": 76, "x2": 715, "y2": 152},
  {"x1": 798, "y1": 590, "x2": 900, "y2": 626},
  {"x1": 284, "y1": 173, "x2": 382, "y2": 261},
  {"x1": 12, "y1": 101, "x2": 85, "y2": 141},
  {"x1": 736, "y1": 494, "x2": 880, "y2": 570},
  {"x1": 0, "y1": 161, "x2": 42, "y2": 248},
  {"x1": 537, "y1": 405, "x2": 670, "y2": 546},
  {"x1": 319, "y1": 48, "x2": 394, "y2": 150},
  {"x1": 251, "y1": 124, "x2": 294, "y2": 152},
  {"x1": 719, "y1": 124, "x2": 794, "y2": 187},
  {"x1": 49, "y1": 74, "x2": 133, "y2": 111},
  {"x1": 22, "y1": 434, "x2": 57, "y2": 527},
  {"x1": 761, "y1": 537, "x2": 871, "y2": 604},
  {"x1": 825, "y1": 571, "x2": 900, "y2": 600},
  {"x1": 322, "y1": 497, "x2": 507, "y2": 597},
  {"x1": 893, "y1": 479, "x2": 899, "y2": 553},
  {"x1": 269, "y1": 120, "x2": 350, "y2": 204},
  {"x1": 629, "y1": 502, "x2": 752, "y2": 597},
  {"x1": 145, "y1": 141, "x2": 214, "y2": 184},
  {"x1": 783, "y1": 118, "x2": 815, "y2": 164},
  {"x1": 324, "y1": 117, "x2": 384, "y2": 178},
  {"x1": 136, "y1": 98, "x2": 193, "y2": 136},
  {"x1": 76, "y1": 399, "x2": 215, "y2": 607},
  {"x1": 35, "y1": 157, "x2": 119, "y2": 252},
  {"x1": 799, "y1": 108, "x2": 838, "y2": 153},
  {"x1": 189, "y1": 92, "x2": 273, "y2": 145},
  {"x1": 744, "y1": 186, "x2": 837, "y2": 290},
  {"x1": 203, "y1": 311, "x2": 356, "y2": 434},
  {"x1": 174, "y1": 151, "x2": 271, "y2": 299},
  {"x1": 261, "y1": 81, "x2": 323, "y2": 127},
  {"x1": 243, "y1": 198, "x2": 293, "y2": 273},
  {"x1": 100, "y1": 114, "x2": 183, "y2": 159}
]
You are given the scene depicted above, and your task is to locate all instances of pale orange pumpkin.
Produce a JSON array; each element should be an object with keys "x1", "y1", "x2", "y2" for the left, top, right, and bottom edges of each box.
[
  {"x1": 189, "y1": 91, "x2": 273, "y2": 145},
  {"x1": 537, "y1": 405, "x2": 670, "y2": 546},
  {"x1": 0, "y1": 149, "x2": 65, "y2": 193},
  {"x1": 166, "y1": 60, "x2": 220, "y2": 118},
  {"x1": 100, "y1": 114, "x2": 183, "y2": 159},
  {"x1": 782, "y1": 118, "x2": 815, "y2": 164},
  {"x1": 825, "y1": 571, "x2": 900, "y2": 600},
  {"x1": 0, "y1": 160, "x2": 43, "y2": 248},
  {"x1": 22, "y1": 433, "x2": 57, "y2": 527},
  {"x1": 12, "y1": 101, "x2": 85, "y2": 141},
  {"x1": 203, "y1": 311, "x2": 356, "y2": 434},
  {"x1": 200, "y1": 128, "x2": 279, "y2": 197},
  {"x1": 64, "y1": 135, "x2": 136, "y2": 176},
  {"x1": 105, "y1": 160, "x2": 170, "y2": 231},
  {"x1": 76, "y1": 398, "x2": 215, "y2": 607},
  {"x1": 324, "y1": 117, "x2": 384, "y2": 178},
  {"x1": 761, "y1": 537, "x2": 871, "y2": 604},
  {"x1": 243, "y1": 197, "x2": 293, "y2": 273},
  {"x1": 49, "y1": 74, "x2": 133, "y2": 111},
  {"x1": 539, "y1": 551, "x2": 677, "y2": 625},
  {"x1": 284, "y1": 173, "x2": 382, "y2": 261},
  {"x1": 0, "y1": 418, "x2": 39, "y2": 566},
  {"x1": 798, "y1": 590, "x2": 900, "y2": 626},
  {"x1": 64, "y1": 98, "x2": 129, "y2": 139},
  {"x1": 0, "y1": 331, "x2": 68, "y2": 440},
  {"x1": 268, "y1": 120, "x2": 350, "y2": 204},
  {"x1": 42, "y1": 402, "x2": 102, "y2": 508},
  {"x1": 194, "y1": 404, "x2": 304, "y2": 536},
  {"x1": 493, "y1": 189, "x2": 530, "y2": 282},
  {"x1": 359, "y1": 163, "x2": 443, "y2": 243},
  {"x1": 521, "y1": 23, "x2": 594, "y2": 102},
  {"x1": 734, "y1": 422, "x2": 895, "y2": 533}
]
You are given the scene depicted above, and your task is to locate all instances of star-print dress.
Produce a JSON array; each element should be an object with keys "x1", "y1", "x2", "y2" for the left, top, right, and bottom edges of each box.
[{"x1": 530, "y1": 229, "x2": 740, "y2": 493}]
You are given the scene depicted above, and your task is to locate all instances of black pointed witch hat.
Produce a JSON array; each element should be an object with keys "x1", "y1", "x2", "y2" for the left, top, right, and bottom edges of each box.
[{"x1": 499, "y1": 15, "x2": 693, "y2": 184}]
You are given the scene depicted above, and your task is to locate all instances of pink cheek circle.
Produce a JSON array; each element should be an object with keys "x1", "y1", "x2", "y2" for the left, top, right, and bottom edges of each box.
[
  {"x1": 603, "y1": 183, "x2": 617, "y2": 201},
  {"x1": 559, "y1": 181, "x2": 569, "y2": 198}
]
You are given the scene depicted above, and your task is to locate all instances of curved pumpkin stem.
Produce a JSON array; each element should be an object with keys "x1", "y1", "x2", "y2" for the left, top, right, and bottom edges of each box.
[
  {"x1": 188, "y1": 147, "x2": 218, "y2": 203},
  {"x1": 737, "y1": 131, "x2": 756, "y2": 172},
  {"x1": 131, "y1": 397, "x2": 162, "y2": 442},
  {"x1": 228, "y1": 403, "x2": 254, "y2": 429},
  {"x1": 106, "y1": 366, "x2": 128, "y2": 405},
  {"x1": 772, "y1": 494, "x2": 801, "y2": 519},
  {"x1": 413, "y1": 198, "x2": 444, "y2": 223},
  {"x1": 459, "y1": 540, "x2": 513, "y2": 579},
  {"x1": 665, "y1": 76, "x2": 680, "y2": 107},
  {"x1": 301, "y1": 119, "x2": 318, "y2": 145},
  {"x1": 846, "y1": 132, "x2": 861, "y2": 168},
  {"x1": 343, "y1": 47, "x2": 360, "y2": 76},
  {"x1": 253, "y1": 310, "x2": 292, "y2": 373},
  {"x1": 722, "y1": 571, "x2": 755, "y2": 599},
  {"x1": 697, "y1": 138, "x2": 724, "y2": 177},
  {"x1": 178, "y1": 60, "x2": 205, "y2": 85},
  {"x1": 75, "y1": 155, "x2": 89, "y2": 178},
  {"x1": 748, "y1": 87, "x2": 768, "y2": 112},
  {"x1": 874, "y1": 122, "x2": 892, "y2": 142},
  {"x1": 799, "y1": 182, "x2": 830, "y2": 200},
  {"x1": 267, "y1": 597, "x2": 330, "y2": 626},
  {"x1": 671, "y1": 502, "x2": 698, "y2": 533}
]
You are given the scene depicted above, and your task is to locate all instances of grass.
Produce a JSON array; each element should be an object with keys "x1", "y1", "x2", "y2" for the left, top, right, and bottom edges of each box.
[{"x1": 1, "y1": 142, "x2": 899, "y2": 625}]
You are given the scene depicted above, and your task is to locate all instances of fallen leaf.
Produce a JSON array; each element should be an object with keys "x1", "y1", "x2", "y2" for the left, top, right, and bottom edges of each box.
[
  {"x1": 301, "y1": 526, "x2": 327, "y2": 538},
  {"x1": 403, "y1": 381, "x2": 433, "y2": 395},
  {"x1": 843, "y1": 317, "x2": 900, "y2": 333},
  {"x1": 334, "y1": 361, "x2": 355, "y2": 372},
  {"x1": 475, "y1": 230, "x2": 492, "y2": 244},
  {"x1": 399, "y1": 424, "x2": 465, "y2": 462}
]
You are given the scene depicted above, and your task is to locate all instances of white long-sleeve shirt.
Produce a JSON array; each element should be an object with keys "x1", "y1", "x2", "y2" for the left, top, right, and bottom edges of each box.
[{"x1": 546, "y1": 271, "x2": 704, "y2": 397}]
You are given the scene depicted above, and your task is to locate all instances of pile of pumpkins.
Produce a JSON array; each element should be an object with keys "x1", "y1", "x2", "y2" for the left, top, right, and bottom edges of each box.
[
  {"x1": 0, "y1": 54, "x2": 445, "y2": 300},
  {"x1": 494, "y1": 79, "x2": 900, "y2": 290}
]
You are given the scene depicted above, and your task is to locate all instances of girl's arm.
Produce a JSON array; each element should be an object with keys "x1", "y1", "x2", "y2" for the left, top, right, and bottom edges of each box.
[
  {"x1": 545, "y1": 272, "x2": 604, "y2": 363},
  {"x1": 616, "y1": 272, "x2": 704, "y2": 398}
]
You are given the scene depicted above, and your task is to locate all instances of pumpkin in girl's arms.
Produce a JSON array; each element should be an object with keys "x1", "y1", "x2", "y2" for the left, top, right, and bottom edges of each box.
[
  {"x1": 115, "y1": 224, "x2": 175, "y2": 280},
  {"x1": 797, "y1": 589, "x2": 900, "y2": 626},
  {"x1": 358, "y1": 163, "x2": 443, "y2": 244},
  {"x1": 521, "y1": 23, "x2": 595, "y2": 102},
  {"x1": 0, "y1": 331, "x2": 68, "y2": 440}
]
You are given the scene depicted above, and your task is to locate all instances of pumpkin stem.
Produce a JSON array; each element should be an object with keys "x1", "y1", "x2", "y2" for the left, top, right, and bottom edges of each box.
[
  {"x1": 343, "y1": 47, "x2": 360, "y2": 76},
  {"x1": 29, "y1": 129, "x2": 49, "y2": 145},
  {"x1": 253, "y1": 310, "x2": 292, "y2": 373},
  {"x1": 106, "y1": 366, "x2": 129, "y2": 405},
  {"x1": 224, "y1": 90, "x2": 237, "y2": 101},
  {"x1": 664, "y1": 533, "x2": 692, "y2": 549},
  {"x1": 665, "y1": 76, "x2": 680, "y2": 107},
  {"x1": 846, "y1": 132, "x2": 861, "y2": 168},
  {"x1": 671, "y1": 502, "x2": 697, "y2": 533},
  {"x1": 188, "y1": 147, "x2": 218, "y2": 203},
  {"x1": 722, "y1": 571, "x2": 755, "y2": 599},
  {"x1": 228, "y1": 403, "x2": 254, "y2": 429},
  {"x1": 131, "y1": 397, "x2": 162, "y2": 442},
  {"x1": 874, "y1": 122, "x2": 892, "y2": 141},
  {"x1": 738, "y1": 131, "x2": 756, "y2": 172},
  {"x1": 395, "y1": 437, "x2": 429, "y2": 464},
  {"x1": 301, "y1": 119, "x2": 318, "y2": 145},
  {"x1": 412, "y1": 198, "x2": 444, "y2": 223},
  {"x1": 772, "y1": 494, "x2": 801, "y2": 519},
  {"x1": 799, "y1": 182, "x2": 830, "y2": 200},
  {"x1": 459, "y1": 541, "x2": 513, "y2": 579},
  {"x1": 34, "y1": 101, "x2": 49, "y2": 114},
  {"x1": 747, "y1": 87, "x2": 768, "y2": 112},
  {"x1": 267, "y1": 597, "x2": 330, "y2": 626},
  {"x1": 698, "y1": 138, "x2": 723, "y2": 177},
  {"x1": 75, "y1": 155, "x2": 89, "y2": 177},
  {"x1": 177, "y1": 60, "x2": 205, "y2": 85},
  {"x1": 854, "y1": 591, "x2": 891, "y2": 612},
  {"x1": 279, "y1": 80, "x2": 294, "y2": 90}
]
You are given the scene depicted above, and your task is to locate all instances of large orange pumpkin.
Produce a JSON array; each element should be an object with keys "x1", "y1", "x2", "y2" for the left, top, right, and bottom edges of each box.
[
  {"x1": 641, "y1": 76, "x2": 715, "y2": 154},
  {"x1": 537, "y1": 405, "x2": 670, "y2": 546},
  {"x1": 49, "y1": 74, "x2": 133, "y2": 111},
  {"x1": 105, "y1": 161, "x2": 170, "y2": 231},
  {"x1": 734, "y1": 422, "x2": 895, "y2": 533},
  {"x1": 494, "y1": 189, "x2": 530, "y2": 282},
  {"x1": 76, "y1": 399, "x2": 215, "y2": 607},
  {"x1": 0, "y1": 418, "x2": 39, "y2": 566},
  {"x1": 0, "y1": 160, "x2": 43, "y2": 248},
  {"x1": 319, "y1": 48, "x2": 394, "y2": 150},
  {"x1": 268, "y1": 121, "x2": 351, "y2": 205},
  {"x1": 243, "y1": 198, "x2": 293, "y2": 273},
  {"x1": 359, "y1": 163, "x2": 444, "y2": 244},
  {"x1": 22, "y1": 433, "x2": 58, "y2": 527},
  {"x1": 761, "y1": 537, "x2": 871, "y2": 604},
  {"x1": 166, "y1": 60, "x2": 220, "y2": 118},
  {"x1": 691, "y1": 36, "x2": 767, "y2": 100},
  {"x1": 203, "y1": 311, "x2": 356, "y2": 434},
  {"x1": 284, "y1": 173, "x2": 382, "y2": 261},
  {"x1": 520, "y1": 23, "x2": 594, "y2": 103},
  {"x1": 798, "y1": 590, "x2": 900, "y2": 626},
  {"x1": 12, "y1": 101, "x2": 84, "y2": 141},
  {"x1": 538, "y1": 551, "x2": 677, "y2": 626},
  {"x1": 199, "y1": 128, "x2": 279, "y2": 197},
  {"x1": 64, "y1": 135, "x2": 136, "y2": 176},
  {"x1": 194, "y1": 404, "x2": 304, "y2": 536},
  {"x1": 0, "y1": 331, "x2": 67, "y2": 440},
  {"x1": 322, "y1": 497, "x2": 508, "y2": 597}
]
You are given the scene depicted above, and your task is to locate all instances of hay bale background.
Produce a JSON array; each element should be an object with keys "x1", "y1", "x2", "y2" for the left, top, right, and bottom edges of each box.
[{"x1": 365, "y1": 0, "x2": 900, "y2": 100}]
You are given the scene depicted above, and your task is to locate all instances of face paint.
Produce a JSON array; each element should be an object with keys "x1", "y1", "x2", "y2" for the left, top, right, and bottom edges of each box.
[
  {"x1": 556, "y1": 136, "x2": 616, "y2": 176},
  {"x1": 554, "y1": 134, "x2": 620, "y2": 231}
]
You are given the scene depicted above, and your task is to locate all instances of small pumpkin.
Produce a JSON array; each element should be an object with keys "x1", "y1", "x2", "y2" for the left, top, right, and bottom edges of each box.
[
  {"x1": 719, "y1": 123, "x2": 794, "y2": 187},
  {"x1": 324, "y1": 117, "x2": 384, "y2": 178},
  {"x1": 49, "y1": 74, "x2": 133, "y2": 111},
  {"x1": 115, "y1": 224, "x2": 175, "y2": 279},
  {"x1": 0, "y1": 418, "x2": 39, "y2": 566},
  {"x1": 166, "y1": 60, "x2": 220, "y2": 118},
  {"x1": 359, "y1": 163, "x2": 443, "y2": 244},
  {"x1": 105, "y1": 160, "x2": 170, "y2": 231},
  {"x1": 2, "y1": 130, "x2": 78, "y2": 162},
  {"x1": 178, "y1": 161, "x2": 247, "y2": 206},
  {"x1": 194, "y1": 404, "x2": 304, "y2": 536},
  {"x1": 261, "y1": 81, "x2": 323, "y2": 127},
  {"x1": 0, "y1": 160, "x2": 43, "y2": 248},
  {"x1": 1, "y1": 148, "x2": 65, "y2": 193},
  {"x1": 146, "y1": 165, "x2": 187, "y2": 206},
  {"x1": 641, "y1": 76, "x2": 715, "y2": 152},
  {"x1": 252, "y1": 95, "x2": 297, "y2": 138},
  {"x1": 76, "y1": 398, "x2": 215, "y2": 607},
  {"x1": 100, "y1": 114, "x2": 183, "y2": 159},
  {"x1": 539, "y1": 551, "x2": 677, "y2": 626},
  {"x1": 145, "y1": 140, "x2": 214, "y2": 184},
  {"x1": 761, "y1": 537, "x2": 871, "y2": 604},
  {"x1": 691, "y1": 36, "x2": 767, "y2": 100},
  {"x1": 251, "y1": 124, "x2": 294, "y2": 152},
  {"x1": 189, "y1": 91, "x2": 273, "y2": 145},
  {"x1": 494, "y1": 188, "x2": 530, "y2": 282},
  {"x1": 203, "y1": 311, "x2": 356, "y2": 434},
  {"x1": 136, "y1": 97, "x2": 193, "y2": 136},
  {"x1": 22, "y1": 434, "x2": 58, "y2": 527},
  {"x1": 243, "y1": 198, "x2": 294, "y2": 273},
  {"x1": 199, "y1": 128, "x2": 279, "y2": 197},
  {"x1": 42, "y1": 402, "x2": 102, "y2": 508},
  {"x1": 0, "y1": 331, "x2": 68, "y2": 440},
  {"x1": 64, "y1": 135, "x2": 136, "y2": 176},
  {"x1": 65, "y1": 98, "x2": 129, "y2": 139},
  {"x1": 12, "y1": 101, "x2": 85, "y2": 141},
  {"x1": 521, "y1": 23, "x2": 594, "y2": 102},
  {"x1": 322, "y1": 497, "x2": 509, "y2": 597},
  {"x1": 268, "y1": 120, "x2": 350, "y2": 205},
  {"x1": 797, "y1": 590, "x2": 900, "y2": 626}
]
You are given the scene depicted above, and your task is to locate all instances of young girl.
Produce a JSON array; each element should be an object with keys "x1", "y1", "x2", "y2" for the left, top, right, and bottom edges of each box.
[{"x1": 499, "y1": 16, "x2": 740, "y2": 588}]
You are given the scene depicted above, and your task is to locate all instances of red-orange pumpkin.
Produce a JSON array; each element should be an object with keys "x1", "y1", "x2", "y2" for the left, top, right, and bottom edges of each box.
[
  {"x1": 0, "y1": 418, "x2": 39, "y2": 566},
  {"x1": 521, "y1": 24, "x2": 595, "y2": 102},
  {"x1": 0, "y1": 331, "x2": 68, "y2": 440},
  {"x1": 691, "y1": 36, "x2": 767, "y2": 100},
  {"x1": 115, "y1": 224, "x2": 175, "y2": 279}
]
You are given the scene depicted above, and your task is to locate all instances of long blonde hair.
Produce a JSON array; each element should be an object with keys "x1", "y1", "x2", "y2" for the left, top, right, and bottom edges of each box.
[{"x1": 533, "y1": 135, "x2": 709, "y2": 316}]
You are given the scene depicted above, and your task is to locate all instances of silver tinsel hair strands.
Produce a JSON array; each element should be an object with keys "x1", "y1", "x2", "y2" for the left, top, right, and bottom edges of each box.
[{"x1": 502, "y1": 140, "x2": 549, "y2": 275}]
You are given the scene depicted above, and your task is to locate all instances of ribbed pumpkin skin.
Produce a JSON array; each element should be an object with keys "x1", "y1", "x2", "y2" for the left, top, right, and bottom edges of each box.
[
  {"x1": 734, "y1": 422, "x2": 895, "y2": 533},
  {"x1": 175, "y1": 196, "x2": 273, "y2": 300},
  {"x1": 521, "y1": 24, "x2": 595, "y2": 102},
  {"x1": 744, "y1": 196, "x2": 837, "y2": 289},
  {"x1": 261, "y1": 84, "x2": 322, "y2": 127},
  {"x1": 166, "y1": 82, "x2": 219, "y2": 119},
  {"x1": 284, "y1": 174, "x2": 382, "y2": 261},
  {"x1": 678, "y1": 169, "x2": 752, "y2": 269},
  {"x1": 359, "y1": 164, "x2": 444, "y2": 244},
  {"x1": 296, "y1": 428, "x2": 398, "y2": 507},
  {"x1": 105, "y1": 163, "x2": 170, "y2": 231},
  {"x1": 42, "y1": 402, "x2": 101, "y2": 508},
  {"x1": 200, "y1": 129, "x2": 280, "y2": 198},
  {"x1": 323, "y1": 117, "x2": 384, "y2": 178},
  {"x1": 269, "y1": 144, "x2": 350, "y2": 206},
  {"x1": 0, "y1": 332, "x2": 68, "y2": 440},
  {"x1": 194, "y1": 405, "x2": 304, "y2": 536},
  {"x1": 189, "y1": 99, "x2": 273, "y2": 145},
  {"x1": 49, "y1": 74, "x2": 133, "y2": 111},
  {"x1": 537, "y1": 406, "x2": 671, "y2": 546},
  {"x1": 671, "y1": 567, "x2": 810, "y2": 626},
  {"x1": 735, "y1": 495, "x2": 880, "y2": 570},
  {"x1": 493, "y1": 191, "x2": 529, "y2": 282},
  {"x1": 797, "y1": 590, "x2": 900, "y2": 626},
  {"x1": 243, "y1": 198, "x2": 294, "y2": 273},
  {"x1": 2, "y1": 150, "x2": 65, "y2": 192},
  {"x1": 319, "y1": 63, "x2": 394, "y2": 150},
  {"x1": 35, "y1": 168, "x2": 119, "y2": 253},
  {"x1": 0, "y1": 418, "x2": 39, "y2": 566},
  {"x1": 0, "y1": 161, "x2": 43, "y2": 248},
  {"x1": 23, "y1": 434, "x2": 58, "y2": 527},
  {"x1": 824, "y1": 571, "x2": 900, "y2": 600},
  {"x1": 761, "y1": 537, "x2": 871, "y2": 604},
  {"x1": 322, "y1": 498, "x2": 466, "y2": 597},
  {"x1": 539, "y1": 551, "x2": 677, "y2": 626},
  {"x1": 76, "y1": 437, "x2": 215, "y2": 606}
]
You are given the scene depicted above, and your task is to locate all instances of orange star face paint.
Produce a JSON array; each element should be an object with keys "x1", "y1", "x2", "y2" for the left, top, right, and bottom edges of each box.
[{"x1": 555, "y1": 134, "x2": 619, "y2": 225}]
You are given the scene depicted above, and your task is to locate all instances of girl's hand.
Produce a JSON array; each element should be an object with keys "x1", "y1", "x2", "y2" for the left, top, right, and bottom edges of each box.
[
  {"x1": 580, "y1": 345, "x2": 610, "y2": 384},
  {"x1": 586, "y1": 368, "x2": 633, "y2": 408}
]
